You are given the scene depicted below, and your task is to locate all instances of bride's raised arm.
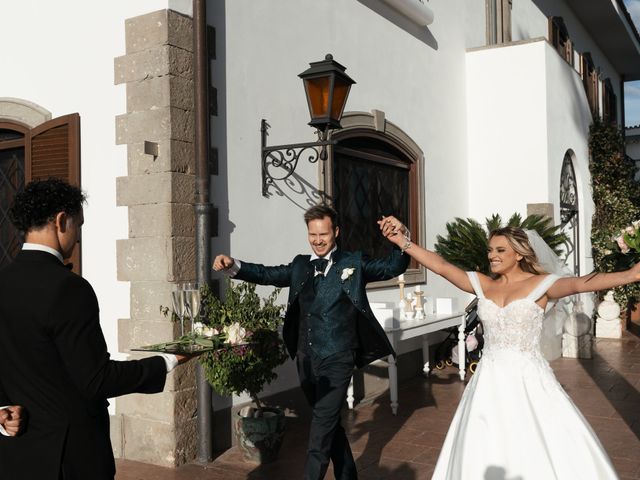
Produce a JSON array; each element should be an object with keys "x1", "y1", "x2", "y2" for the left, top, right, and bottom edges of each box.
[
  {"x1": 379, "y1": 216, "x2": 475, "y2": 294},
  {"x1": 547, "y1": 263, "x2": 640, "y2": 299}
]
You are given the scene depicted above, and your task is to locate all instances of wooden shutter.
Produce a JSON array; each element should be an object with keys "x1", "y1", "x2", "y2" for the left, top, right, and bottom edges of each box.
[
  {"x1": 603, "y1": 79, "x2": 617, "y2": 125},
  {"x1": 581, "y1": 53, "x2": 598, "y2": 118},
  {"x1": 25, "y1": 113, "x2": 82, "y2": 274}
]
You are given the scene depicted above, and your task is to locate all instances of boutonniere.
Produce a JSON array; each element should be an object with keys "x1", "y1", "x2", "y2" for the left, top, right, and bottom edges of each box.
[{"x1": 341, "y1": 267, "x2": 355, "y2": 282}]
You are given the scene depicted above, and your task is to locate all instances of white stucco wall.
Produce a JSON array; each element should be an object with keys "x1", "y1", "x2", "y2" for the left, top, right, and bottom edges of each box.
[
  {"x1": 466, "y1": 39, "x2": 594, "y2": 274},
  {"x1": 466, "y1": 40, "x2": 550, "y2": 220},
  {"x1": 210, "y1": 0, "x2": 473, "y2": 406}
]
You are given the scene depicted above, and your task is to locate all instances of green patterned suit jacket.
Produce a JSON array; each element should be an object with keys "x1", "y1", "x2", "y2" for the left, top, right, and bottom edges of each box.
[{"x1": 236, "y1": 247, "x2": 409, "y2": 368}]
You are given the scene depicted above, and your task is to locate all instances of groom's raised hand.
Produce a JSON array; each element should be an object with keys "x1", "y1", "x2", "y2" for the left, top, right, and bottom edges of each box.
[{"x1": 213, "y1": 254, "x2": 235, "y2": 272}]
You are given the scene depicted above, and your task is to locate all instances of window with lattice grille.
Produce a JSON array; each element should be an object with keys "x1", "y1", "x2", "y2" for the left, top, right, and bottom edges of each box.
[{"x1": 329, "y1": 135, "x2": 421, "y2": 276}]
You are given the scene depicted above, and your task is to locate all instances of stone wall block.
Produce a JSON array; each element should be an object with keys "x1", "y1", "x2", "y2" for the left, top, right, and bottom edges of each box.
[
  {"x1": 117, "y1": 238, "x2": 166, "y2": 282},
  {"x1": 116, "y1": 236, "x2": 195, "y2": 282},
  {"x1": 121, "y1": 415, "x2": 196, "y2": 467},
  {"x1": 526, "y1": 202, "x2": 555, "y2": 222},
  {"x1": 115, "y1": 45, "x2": 192, "y2": 85},
  {"x1": 117, "y1": 318, "x2": 177, "y2": 352},
  {"x1": 116, "y1": 389, "x2": 196, "y2": 426},
  {"x1": 110, "y1": 413, "x2": 124, "y2": 458},
  {"x1": 127, "y1": 75, "x2": 193, "y2": 113},
  {"x1": 170, "y1": 236, "x2": 196, "y2": 282},
  {"x1": 116, "y1": 106, "x2": 193, "y2": 146},
  {"x1": 125, "y1": 9, "x2": 193, "y2": 55},
  {"x1": 116, "y1": 172, "x2": 195, "y2": 206},
  {"x1": 129, "y1": 203, "x2": 195, "y2": 238},
  {"x1": 130, "y1": 281, "x2": 175, "y2": 322},
  {"x1": 127, "y1": 139, "x2": 194, "y2": 176},
  {"x1": 165, "y1": 358, "x2": 197, "y2": 391}
]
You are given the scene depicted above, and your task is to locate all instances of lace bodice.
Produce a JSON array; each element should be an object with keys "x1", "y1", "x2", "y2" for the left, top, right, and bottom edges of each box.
[{"x1": 468, "y1": 272, "x2": 559, "y2": 357}]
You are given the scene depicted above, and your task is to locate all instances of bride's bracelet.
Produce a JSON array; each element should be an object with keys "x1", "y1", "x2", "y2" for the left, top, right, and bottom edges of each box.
[{"x1": 400, "y1": 226, "x2": 412, "y2": 253}]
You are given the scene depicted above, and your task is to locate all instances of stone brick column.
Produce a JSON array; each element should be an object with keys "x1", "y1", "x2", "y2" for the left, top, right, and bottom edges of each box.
[{"x1": 111, "y1": 9, "x2": 197, "y2": 467}]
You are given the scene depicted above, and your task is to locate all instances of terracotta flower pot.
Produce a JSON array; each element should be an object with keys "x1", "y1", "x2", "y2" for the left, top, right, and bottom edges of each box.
[{"x1": 234, "y1": 407, "x2": 285, "y2": 464}]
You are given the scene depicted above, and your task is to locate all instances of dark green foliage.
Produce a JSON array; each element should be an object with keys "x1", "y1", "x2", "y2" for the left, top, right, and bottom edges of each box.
[
  {"x1": 199, "y1": 280, "x2": 288, "y2": 409},
  {"x1": 589, "y1": 119, "x2": 640, "y2": 307},
  {"x1": 434, "y1": 213, "x2": 567, "y2": 275}
]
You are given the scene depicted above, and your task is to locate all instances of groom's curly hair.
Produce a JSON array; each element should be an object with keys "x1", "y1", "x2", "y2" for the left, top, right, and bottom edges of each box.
[
  {"x1": 9, "y1": 178, "x2": 86, "y2": 233},
  {"x1": 304, "y1": 204, "x2": 339, "y2": 230}
]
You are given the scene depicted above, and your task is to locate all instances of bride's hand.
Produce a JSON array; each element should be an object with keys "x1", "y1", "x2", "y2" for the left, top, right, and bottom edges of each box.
[{"x1": 378, "y1": 216, "x2": 406, "y2": 242}]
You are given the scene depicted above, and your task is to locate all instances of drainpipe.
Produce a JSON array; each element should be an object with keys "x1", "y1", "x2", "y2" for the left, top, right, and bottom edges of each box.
[
  {"x1": 620, "y1": 76, "x2": 626, "y2": 139},
  {"x1": 193, "y1": 0, "x2": 213, "y2": 463}
]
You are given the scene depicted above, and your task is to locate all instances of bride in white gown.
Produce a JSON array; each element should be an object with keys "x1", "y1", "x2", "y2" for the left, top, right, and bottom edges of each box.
[{"x1": 378, "y1": 219, "x2": 639, "y2": 480}]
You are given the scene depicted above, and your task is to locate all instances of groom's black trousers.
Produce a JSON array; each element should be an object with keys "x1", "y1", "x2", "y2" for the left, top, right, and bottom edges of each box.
[{"x1": 296, "y1": 349, "x2": 358, "y2": 480}]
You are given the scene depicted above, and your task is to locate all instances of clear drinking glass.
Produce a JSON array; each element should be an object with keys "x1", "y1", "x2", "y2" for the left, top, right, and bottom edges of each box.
[
  {"x1": 183, "y1": 282, "x2": 201, "y2": 341},
  {"x1": 171, "y1": 285, "x2": 186, "y2": 337}
]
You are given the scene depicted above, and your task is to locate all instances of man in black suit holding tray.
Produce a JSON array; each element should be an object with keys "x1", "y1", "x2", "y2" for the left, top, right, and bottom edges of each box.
[{"x1": 0, "y1": 178, "x2": 191, "y2": 480}]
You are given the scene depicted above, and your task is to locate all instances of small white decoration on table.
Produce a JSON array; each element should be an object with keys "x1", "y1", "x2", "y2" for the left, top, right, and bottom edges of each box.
[
  {"x1": 413, "y1": 285, "x2": 425, "y2": 320},
  {"x1": 397, "y1": 274, "x2": 407, "y2": 319},
  {"x1": 403, "y1": 293, "x2": 415, "y2": 320},
  {"x1": 423, "y1": 296, "x2": 434, "y2": 315},
  {"x1": 370, "y1": 302, "x2": 395, "y2": 329}
]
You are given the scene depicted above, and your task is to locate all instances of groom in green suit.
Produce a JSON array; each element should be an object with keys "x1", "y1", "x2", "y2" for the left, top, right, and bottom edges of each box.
[{"x1": 213, "y1": 204, "x2": 409, "y2": 480}]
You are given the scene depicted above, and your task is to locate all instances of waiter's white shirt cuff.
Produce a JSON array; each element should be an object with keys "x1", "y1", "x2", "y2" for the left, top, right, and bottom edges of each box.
[
  {"x1": 227, "y1": 259, "x2": 241, "y2": 277},
  {"x1": 0, "y1": 353, "x2": 178, "y2": 439},
  {"x1": 160, "y1": 354, "x2": 179, "y2": 372},
  {"x1": 0, "y1": 406, "x2": 10, "y2": 436}
]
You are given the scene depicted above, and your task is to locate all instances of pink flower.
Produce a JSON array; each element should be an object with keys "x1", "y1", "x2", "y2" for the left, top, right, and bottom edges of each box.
[
  {"x1": 626, "y1": 226, "x2": 635, "y2": 235},
  {"x1": 616, "y1": 235, "x2": 631, "y2": 254}
]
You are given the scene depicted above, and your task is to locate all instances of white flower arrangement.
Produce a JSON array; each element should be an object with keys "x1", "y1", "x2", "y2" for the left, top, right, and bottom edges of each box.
[
  {"x1": 341, "y1": 267, "x2": 355, "y2": 282},
  {"x1": 223, "y1": 322, "x2": 247, "y2": 345},
  {"x1": 194, "y1": 321, "x2": 219, "y2": 338}
]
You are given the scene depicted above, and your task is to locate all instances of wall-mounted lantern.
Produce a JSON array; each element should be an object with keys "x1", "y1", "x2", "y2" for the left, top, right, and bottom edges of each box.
[{"x1": 261, "y1": 54, "x2": 355, "y2": 196}]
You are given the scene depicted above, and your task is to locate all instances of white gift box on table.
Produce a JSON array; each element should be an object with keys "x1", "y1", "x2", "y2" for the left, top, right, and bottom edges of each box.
[
  {"x1": 370, "y1": 302, "x2": 395, "y2": 329},
  {"x1": 436, "y1": 297, "x2": 455, "y2": 314}
]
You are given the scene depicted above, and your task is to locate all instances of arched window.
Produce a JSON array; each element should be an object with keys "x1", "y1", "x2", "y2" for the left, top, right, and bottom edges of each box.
[
  {"x1": 324, "y1": 112, "x2": 425, "y2": 286},
  {"x1": 560, "y1": 151, "x2": 579, "y2": 275}
]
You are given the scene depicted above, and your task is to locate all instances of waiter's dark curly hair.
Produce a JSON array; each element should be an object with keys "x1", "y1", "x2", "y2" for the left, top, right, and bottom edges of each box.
[{"x1": 9, "y1": 178, "x2": 86, "y2": 233}]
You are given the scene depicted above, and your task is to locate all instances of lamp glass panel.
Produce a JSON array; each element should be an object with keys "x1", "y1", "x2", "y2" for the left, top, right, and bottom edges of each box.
[
  {"x1": 304, "y1": 76, "x2": 330, "y2": 119},
  {"x1": 331, "y1": 79, "x2": 351, "y2": 120}
]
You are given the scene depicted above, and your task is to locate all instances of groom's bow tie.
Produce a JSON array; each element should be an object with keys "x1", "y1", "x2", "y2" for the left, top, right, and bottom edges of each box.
[{"x1": 311, "y1": 258, "x2": 329, "y2": 276}]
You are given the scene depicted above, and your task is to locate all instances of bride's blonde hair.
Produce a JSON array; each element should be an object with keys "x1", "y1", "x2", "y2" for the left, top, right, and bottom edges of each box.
[{"x1": 488, "y1": 227, "x2": 547, "y2": 275}]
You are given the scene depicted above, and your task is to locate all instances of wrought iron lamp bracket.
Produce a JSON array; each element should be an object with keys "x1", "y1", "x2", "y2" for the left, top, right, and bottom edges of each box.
[{"x1": 261, "y1": 119, "x2": 335, "y2": 197}]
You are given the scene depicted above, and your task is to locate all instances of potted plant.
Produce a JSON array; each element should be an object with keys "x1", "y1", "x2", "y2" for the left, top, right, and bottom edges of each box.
[
  {"x1": 198, "y1": 279, "x2": 288, "y2": 464},
  {"x1": 589, "y1": 119, "x2": 640, "y2": 327}
]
